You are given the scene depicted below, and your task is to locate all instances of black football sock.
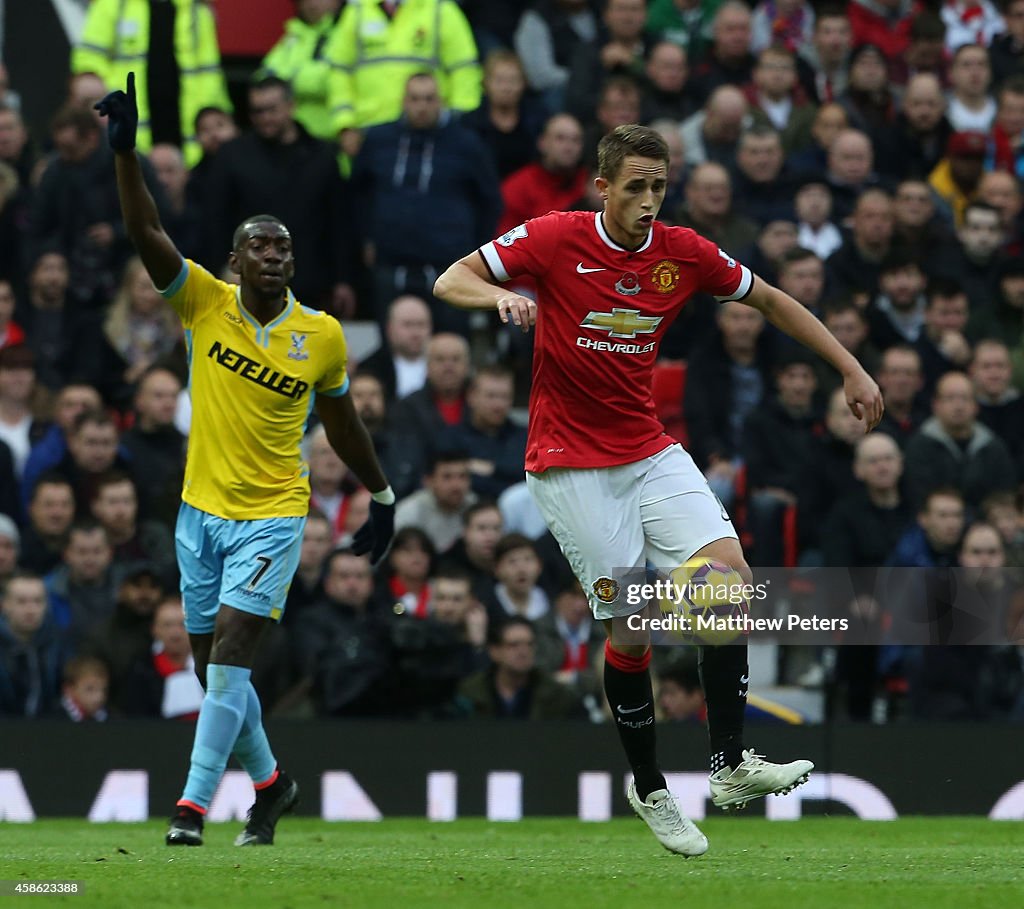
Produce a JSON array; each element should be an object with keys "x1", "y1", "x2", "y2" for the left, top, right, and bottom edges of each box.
[
  {"x1": 604, "y1": 641, "x2": 665, "y2": 801},
  {"x1": 699, "y1": 642, "x2": 749, "y2": 774}
]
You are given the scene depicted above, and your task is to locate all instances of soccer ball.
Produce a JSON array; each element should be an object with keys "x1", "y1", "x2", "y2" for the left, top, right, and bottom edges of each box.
[{"x1": 661, "y1": 558, "x2": 750, "y2": 646}]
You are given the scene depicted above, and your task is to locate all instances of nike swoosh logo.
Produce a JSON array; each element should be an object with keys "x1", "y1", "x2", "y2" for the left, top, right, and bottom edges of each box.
[
  {"x1": 617, "y1": 703, "x2": 650, "y2": 714},
  {"x1": 577, "y1": 263, "x2": 606, "y2": 273}
]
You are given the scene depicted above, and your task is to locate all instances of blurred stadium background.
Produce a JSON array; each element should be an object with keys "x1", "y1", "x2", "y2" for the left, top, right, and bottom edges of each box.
[{"x1": 1, "y1": 0, "x2": 1024, "y2": 826}]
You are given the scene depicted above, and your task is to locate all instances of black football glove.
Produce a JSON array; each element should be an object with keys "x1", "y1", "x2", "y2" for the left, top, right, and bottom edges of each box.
[
  {"x1": 94, "y1": 71, "x2": 139, "y2": 152},
  {"x1": 351, "y1": 498, "x2": 395, "y2": 567}
]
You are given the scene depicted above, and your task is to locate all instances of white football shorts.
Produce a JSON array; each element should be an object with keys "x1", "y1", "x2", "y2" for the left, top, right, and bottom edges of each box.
[{"x1": 526, "y1": 443, "x2": 739, "y2": 619}]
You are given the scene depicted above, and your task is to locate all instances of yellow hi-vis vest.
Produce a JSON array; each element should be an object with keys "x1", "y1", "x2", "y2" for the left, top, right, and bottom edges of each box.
[
  {"x1": 324, "y1": 0, "x2": 481, "y2": 135},
  {"x1": 259, "y1": 13, "x2": 339, "y2": 141},
  {"x1": 72, "y1": 0, "x2": 231, "y2": 166}
]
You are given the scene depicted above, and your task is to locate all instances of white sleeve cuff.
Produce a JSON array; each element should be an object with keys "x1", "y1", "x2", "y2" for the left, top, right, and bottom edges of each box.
[
  {"x1": 714, "y1": 265, "x2": 753, "y2": 303},
  {"x1": 479, "y1": 242, "x2": 510, "y2": 282}
]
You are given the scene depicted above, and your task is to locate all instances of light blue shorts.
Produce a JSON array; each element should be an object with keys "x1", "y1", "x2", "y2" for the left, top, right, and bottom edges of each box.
[{"x1": 175, "y1": 502, "x2": 306, "y2": 634}]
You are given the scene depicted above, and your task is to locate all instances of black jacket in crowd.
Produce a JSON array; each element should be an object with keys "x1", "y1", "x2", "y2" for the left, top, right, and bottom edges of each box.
[
  {"x1": 205, "y1": 124, "x2": 353, "y2": 307},
  {"x1": 683, "y1": 331, "x2": 774, "y2": 470},
  {"x1": 822, "y1": 491, "x2": 914, "y2": 568},
  {"x1": 352, "y1": 113, "x2": 503, "y2": 271}
]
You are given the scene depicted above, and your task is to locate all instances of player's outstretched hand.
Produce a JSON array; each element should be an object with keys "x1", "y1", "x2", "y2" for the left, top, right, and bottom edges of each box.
[
  {"x1": 94, "y1": 72, "x2": 139, "y2": 152},
  {"x1": 844, "y1": 368, "x2": 884, "y2": 431},
  {"x1": 351, "y1": 499, "x2": 395, "y2": 567},
  {"x1": 496, "y1": 292, "x2": 537, "y2": 333}
]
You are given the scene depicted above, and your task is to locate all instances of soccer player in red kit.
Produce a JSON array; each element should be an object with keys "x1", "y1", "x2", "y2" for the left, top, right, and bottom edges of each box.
[{"x1": 434, "y1": 125, "x2": 883, "y2": 855}]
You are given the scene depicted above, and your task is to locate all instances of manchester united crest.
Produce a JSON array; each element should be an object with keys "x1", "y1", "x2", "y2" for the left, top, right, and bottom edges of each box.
[
  {"x1": 592, "y1": 577, "x2": 621, "y2": 604},
  {"x1": 651, "y1": 260, "x2": 680, "y2": 294}
]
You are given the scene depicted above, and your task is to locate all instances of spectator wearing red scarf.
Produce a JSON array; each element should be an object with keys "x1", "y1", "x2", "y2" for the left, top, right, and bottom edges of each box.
[{"x1": 848, "y1": 0, "x2": 923, "y2": 58}]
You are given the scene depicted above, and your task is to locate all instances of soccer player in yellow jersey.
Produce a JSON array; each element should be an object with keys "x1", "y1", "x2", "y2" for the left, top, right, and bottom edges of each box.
[{"x1": 96, "y1": 75, "x2": 396, "y2": 847}]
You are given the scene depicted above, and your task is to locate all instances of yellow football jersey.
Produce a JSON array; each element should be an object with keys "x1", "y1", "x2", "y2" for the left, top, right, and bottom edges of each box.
[{"x1": 161, "y1": 259, "x2": 348, "y2": 520}]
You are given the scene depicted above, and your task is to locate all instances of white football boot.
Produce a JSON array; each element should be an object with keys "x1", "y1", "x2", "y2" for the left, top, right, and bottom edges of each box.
[
  {"x1": 709, "y1": 749, "x2": 813, "y2": 811},
  {"x1": 626, "y1": 781, "x2": 709, "y2": 856}
]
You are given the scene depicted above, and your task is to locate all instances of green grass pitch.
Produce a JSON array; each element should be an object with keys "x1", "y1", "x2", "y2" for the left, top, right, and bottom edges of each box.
[{"x1": 1, "y1": 818, "x2": 1022, "y2": 908}]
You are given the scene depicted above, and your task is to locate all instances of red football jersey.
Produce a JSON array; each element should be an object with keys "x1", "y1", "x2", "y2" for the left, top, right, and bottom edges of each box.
[{"x1": 479, "y1": 210, "x2": 754, "y2": 472}]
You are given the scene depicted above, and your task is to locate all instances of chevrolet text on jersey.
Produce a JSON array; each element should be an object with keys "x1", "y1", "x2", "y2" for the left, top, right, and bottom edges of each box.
[{"x1": 576, "y1": 337, "x2": 657, "y2": 354}]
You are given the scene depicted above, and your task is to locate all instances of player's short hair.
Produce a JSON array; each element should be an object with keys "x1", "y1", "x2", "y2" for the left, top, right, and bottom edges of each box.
[
  {"x1": 63, "y1": 656, "x2": 109, "y2": 686},
  {"x1": 232, "y1": 214, "x2": 288, "y2": 251},
  {"x1": 597, "y1": 124, "x2": 669, "y2": 182},
  {"x1": 493, "y1": 532, "x2": 537, "y2": 564},
  {"x1": 462, "y1": 499, "x2": 501, "y2": 527}
]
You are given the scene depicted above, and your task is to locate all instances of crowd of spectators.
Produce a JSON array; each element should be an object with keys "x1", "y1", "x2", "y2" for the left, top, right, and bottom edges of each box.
[{"x1": 3, "y1": 0, "x2": 1024, "y2": 726}]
